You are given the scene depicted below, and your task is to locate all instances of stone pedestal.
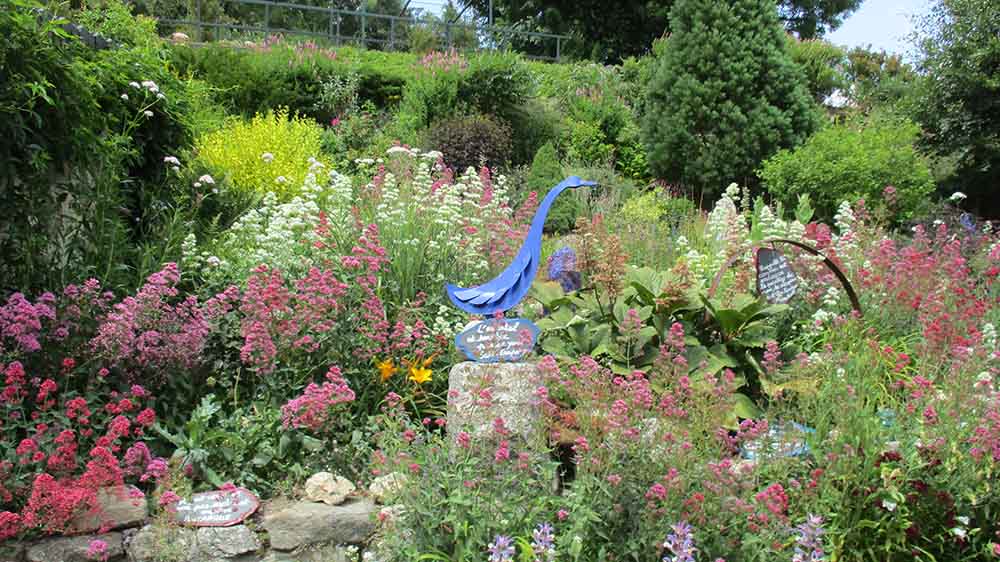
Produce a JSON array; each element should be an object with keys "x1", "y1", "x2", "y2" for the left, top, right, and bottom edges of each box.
[{"x1": 447, "y1": 361, "x2": 543, "y2": 445}]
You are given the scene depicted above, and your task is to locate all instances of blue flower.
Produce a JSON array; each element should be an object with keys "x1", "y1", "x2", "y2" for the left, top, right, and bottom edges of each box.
[
  {"x1": 531, "y1": 522, "x2": 556, "y2": 561},
  {"x1": 488, "y1": 534, "x2": 515, "y2": 562},
  {"x1": 960, "y1": 213, "x2": 976, "y2": 233},
  {"x1": 663, "y1": 521, "x2": 698, "y2": 562},
  {"x1": 792, "y1": 514, "x2": 826, "y2": 562}
]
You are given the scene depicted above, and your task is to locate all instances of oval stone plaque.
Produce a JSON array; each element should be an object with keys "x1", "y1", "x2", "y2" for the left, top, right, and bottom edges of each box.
[
  {"x1": 756, "y1": 248, "x2": 798, "y2": 304},
  {"x1": 169, "y1": 487, "x2": 260, "y2": 527},
  {"x1": 455, "y1": 318, "x2": 540, "y2": 363}
]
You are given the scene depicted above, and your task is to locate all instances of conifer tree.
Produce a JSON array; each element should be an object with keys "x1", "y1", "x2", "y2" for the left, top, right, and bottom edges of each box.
[{"x1": 642, "y1": 0, "x2": 818, "y2": 198}]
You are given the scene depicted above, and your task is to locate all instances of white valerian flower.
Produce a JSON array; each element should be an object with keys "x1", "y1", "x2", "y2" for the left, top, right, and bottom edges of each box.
[
  {"x1": 951, "y1": 527, "x2": 967, "y2": 539},
  {"x1": 129, "y1": 81, "x2": 141, "y2": 89},
  {"x1": 275, "y1": 176, "x2": 288, "y2": 184},
  {"x1": 261, "y1": 152, "x2": 274, "y2": 163},
  {"x1": 143, "y1": 110, "x2": 154, "y2": 117},
  {"x1": 163, "y1": 156, "x2": 181, "y2": 166},
  {"x1": 141, "y1": 80, "x2": 159, "y2": 92},
  {"x1": 882, "y1": 500, "x2": 897, "y2": 512},
  {"x1": 156, "y1": 93, "x2": 166, "y2": 100},
  {"x1": 956, "y1": 516, "x2": 970, "y2": 526},
  {"x1": 949, "y1": 191, "x2": 967, "y2": 202},
  {"x1": 198, "y1": 174, "x2": 215, "y2": 185},
  {"x1": 120, "y1": 93, "x2": 129, "y2": 101},
  {"x1": 206, "y1": 256, "x2": 221, "y2": 267},
  {"x1": 193, "y1": 182, "x2": 202, "y2": 188}
]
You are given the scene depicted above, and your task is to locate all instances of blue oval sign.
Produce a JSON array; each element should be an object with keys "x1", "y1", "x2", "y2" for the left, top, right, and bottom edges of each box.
[{"x1": 455, "y1": 318, "x2": 540, "y2": 363}]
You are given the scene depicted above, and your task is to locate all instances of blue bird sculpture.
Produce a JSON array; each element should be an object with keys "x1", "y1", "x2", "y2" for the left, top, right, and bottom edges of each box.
[{"x1": 446, "y1": 176, "x2": 597, "y2": 315}]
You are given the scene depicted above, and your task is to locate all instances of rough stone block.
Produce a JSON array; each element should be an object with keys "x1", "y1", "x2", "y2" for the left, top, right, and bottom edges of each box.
[
  {"x1": 262, "y1": 499, "x2": 375, "y2": 551},
  {"x1": 69, "y1": 485, "x2": 147, "y2": 534},
  {"x1": 447, "y1": 361, "x2": 542, "y2": 444},
  {"x1": 26, "y1": 532, "x2": 123, "y2": 562}
]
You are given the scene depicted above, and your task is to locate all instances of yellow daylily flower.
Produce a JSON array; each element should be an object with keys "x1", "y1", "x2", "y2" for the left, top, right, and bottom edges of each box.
[
  {"x1": 376, "y1": 358, "x2": 397, "y2": 383},
  {"x1": 406, "y1": 355, "x2": 436, "y2": 385}
]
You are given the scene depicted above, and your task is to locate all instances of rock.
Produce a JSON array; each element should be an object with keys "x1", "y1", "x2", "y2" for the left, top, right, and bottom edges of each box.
[
  {"x1": 368, "y1": 473, "x2": 406, "y2": 504},
  {"x1": 125, "y1": 524, "x2": 195, "y2": 562},
  {"x1": 263, "y1": 499, "x2": 376, "y2": 551},
  {"x1": 447, "y1": 361, "x2": 543, "y2": 445},
  {"x1": 26, "y1": 533, "x2": 123, "y2": 562},
  {"x1": 258, "y1": 544, "x2": 359, "y2": 562},
  {"x1": 197, "y1": 525, "x2": 260, "y2": 559},
  {"x1": 69, "y1": 485, "x2": 147, "y2": 534},
  {"x1": 304, "y1": 472, "x2": 355, "y2": 506},
  {"x1": 376, "y1": 505, "x2": 405, "y2": 528},
  {"x1": 0, "y1": 542, "x2": 26, "y2": 562}
]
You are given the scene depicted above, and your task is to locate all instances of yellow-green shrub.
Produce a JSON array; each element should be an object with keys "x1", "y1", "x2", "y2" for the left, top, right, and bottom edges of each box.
[{"x1": 194, "y1": 108, "x2": 329, "y2": 199}]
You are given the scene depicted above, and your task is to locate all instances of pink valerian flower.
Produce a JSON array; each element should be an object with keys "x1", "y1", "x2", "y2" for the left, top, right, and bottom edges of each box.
[
  {"x1": 969, "y1": 396, "x2": 1000, "y2": 463},
  {"x1": 90, "y1": 264, "x2": 237, "y2": 381},
  {"x1": 762, "y1": 340, "x2": 783, "y2": 374},
  {"x1": 86, "y1": 539, "x2": 109, "y2": 561},
  {"x1": 21, "y1": 473, "x2": 97, "y2": 534},
  {"x1": 0, "y1": 292, "x2": 56, "y2": 354},
  {"x1": 0, "y1": 511, "x2": 20, "y2": 540},
  {"x1": 238, "y1": 264, "x2": 349, "y2": 374},
  {"x1": 123, "y1": 442, "x2": 152, "y2": 477},
  {"x1": 456, "y1": 431, "x2": 472, "y2": 449},
  {"x1": 755, "y1": 483, "x2": 789, "y2": 519},
  {"x1": 280, "y1": 365, "x2": 355, "y2": 431},
  {"x1": 140, "y1": 458, "x2": 169, "y2": 483},
  {"x1": 494, "y1": 440, "x2": 511, "y2": 462},
  {"x1": 158, "y1": 490, "x2": 182, "y2": 506},
  {"x1": 556, "y1": 509, "x2": 569, "y2": 521}
]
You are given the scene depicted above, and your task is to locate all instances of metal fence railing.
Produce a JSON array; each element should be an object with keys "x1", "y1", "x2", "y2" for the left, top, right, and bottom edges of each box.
[{"x1": 155, "y1": 0, "x2": 570, "y2": 61}]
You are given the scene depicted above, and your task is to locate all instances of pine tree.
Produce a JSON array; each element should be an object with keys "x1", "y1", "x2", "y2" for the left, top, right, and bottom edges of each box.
[{"x1": 642, "y1": 0, "x2": 818, "y2": 198}]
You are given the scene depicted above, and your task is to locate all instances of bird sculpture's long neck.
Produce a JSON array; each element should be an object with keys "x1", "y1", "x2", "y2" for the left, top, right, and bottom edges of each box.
[{"x1": 525, "y1": 181, "x2": 573, "y2": 245}]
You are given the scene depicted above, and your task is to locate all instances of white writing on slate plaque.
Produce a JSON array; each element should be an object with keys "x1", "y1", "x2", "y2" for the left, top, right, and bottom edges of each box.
[
  {"x1": 756, "y1": 248, "x2": 798, "y2": 304},
  {"x1": 170, "y1": 488, "x2": 259, "y2": 527},
  {"x1": 455, "y1": 318, "x2": 540, "y2": 363}
]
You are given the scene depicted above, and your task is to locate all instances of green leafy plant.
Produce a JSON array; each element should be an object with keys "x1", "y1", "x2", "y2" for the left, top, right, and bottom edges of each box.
[{"x1": 759, "y1": 114, "x2": 935, "y2": 222}]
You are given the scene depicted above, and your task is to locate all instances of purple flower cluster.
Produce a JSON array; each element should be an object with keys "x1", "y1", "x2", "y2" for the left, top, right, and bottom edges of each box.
[
  {"x1": 791, "y1": 514, "x2": 825, "y2": 562},
  {"x1": 488, "y1": 534, "x2": 515, "y2": 562},
  {"x1": 547, "y1": 246, "x2": 581, "y2": 292},
  {"x1": 531, "y1": 522, "x2": 556, "y2": 561},
  {"x1": 663, "y1": 521, "x2": 698, "y2": 562}
]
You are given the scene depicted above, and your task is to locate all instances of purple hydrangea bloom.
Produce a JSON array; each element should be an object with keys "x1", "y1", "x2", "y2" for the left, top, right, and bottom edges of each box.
[
  {"x1": 959, "y1": 213, "x2": 977, "y2": 233},
  {"x1": 663, "y1": 521, "x2": 698, "y2": 562},
  {"x1": 547, "y1": 246, "x2": 581, "y2": 292},
  {"x1": 488, "y1": 534, "x2": 515, "y2": 562}
]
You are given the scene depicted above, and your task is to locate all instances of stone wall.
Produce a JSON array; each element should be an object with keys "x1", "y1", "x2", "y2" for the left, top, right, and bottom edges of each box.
[{"x1": 0, "y1": 476, "x2": 404, "y2": 562}]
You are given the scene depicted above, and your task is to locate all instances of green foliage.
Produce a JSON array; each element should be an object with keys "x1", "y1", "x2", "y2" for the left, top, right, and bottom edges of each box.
[
  {"x1": 912, "y1": 0, "x2": 1000, "y2": 211},
  {"x1": 759, "y1": 116, "x2": 935, "y2": 222},
  {"x1": 527, "y1": 142, "x2": 578, "y2": 234},
  {"x1": 423, "y1": 114, "x2": 513, "y2": 174},
  {"x1": 169, "y1": 43, "x2": 413, "y2": 120},
  {"x1": 530, "y1": 266, "x2": 785, "y2": 409},
  {"x1": 194, "y1": 108, "x2": 330, "y2": 200},
  {"x1": 786, "y1": 36, "x2": 847, "y2": 103},
  {"x1": 562, "y1": 118, "x2": 613, "y2": 166},
  {"x1": 843, "y1": 46, "x2": 917, "y2": 113},
  {"x1": 642, "y1": 0, "x2": 819, "y2": 198},
  {"x1": 0, "y1": 0, "x2": 195, "y2": 293},
  {"x1": 505, "y1": 99, "x2": 561, "y2": 166}
]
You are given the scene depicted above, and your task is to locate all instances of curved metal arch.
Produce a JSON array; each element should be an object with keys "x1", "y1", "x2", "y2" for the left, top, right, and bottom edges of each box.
[{"x1": 706, "y1": 238, "x2": 863, "y2": 317}]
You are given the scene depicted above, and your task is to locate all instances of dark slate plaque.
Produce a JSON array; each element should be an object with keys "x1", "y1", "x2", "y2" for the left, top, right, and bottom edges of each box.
[
  {"x1": 169, "y1": 488, "x2": 259, "y2": 527},
  {"x1": 756, "y1": 248, "x2": 798, "y2": 304},
  {"x1": 455, "y1": 318, "x2": 540, "y2": 363}
]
